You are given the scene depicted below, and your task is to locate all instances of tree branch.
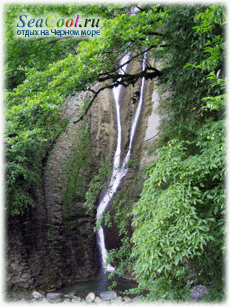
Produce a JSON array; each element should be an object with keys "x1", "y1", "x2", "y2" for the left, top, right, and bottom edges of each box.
[
  {"x1": 99, "y1": 43, "x2": 168, "y2": 80},
  {"x1": 98, "y1": 66, "x2": 162, "y2": 84},
  {"x1": 99, "y1": 45, "x2": 155, "y2": 79},
  {"x1": 73, "y1": 84, "x2": 114, "y2": 124},
  {"x1": 73, "y1": 68, "x2": 162, "y2": 125}
]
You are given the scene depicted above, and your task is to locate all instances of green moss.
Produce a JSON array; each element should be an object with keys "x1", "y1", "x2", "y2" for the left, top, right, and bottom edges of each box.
[
  {"x1": 101, "y1": 111, "x2": 110, "y2": 124},
  {"x1": 145, "y1": 141, "x2": 158, "y2": 156},
  {"x1": 85, "y1": 155, "x2": 112, "y2": 210},
  {"x1": 146, "y1": 106, "x2": 153, "y2": 117}
]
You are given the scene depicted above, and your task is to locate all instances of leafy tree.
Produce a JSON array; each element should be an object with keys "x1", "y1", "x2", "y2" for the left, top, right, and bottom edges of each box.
[{"x1": 130, "y1": 4, "x2": 226, "y2": 302}]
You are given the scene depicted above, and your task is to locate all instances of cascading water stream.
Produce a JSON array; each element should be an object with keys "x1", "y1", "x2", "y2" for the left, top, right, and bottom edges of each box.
[
  {"x1": 121, "y1": 51, "x2": 147, "y2": 171},
  {"x1": 96, "y1": 48, "x2": 147, "y2": 273},
  {"x1": 96, "y1": 53, "x2": 147, "y2": 271},
  {"x1": 96, "y1": 52, "x2": 130, "y2": 272}
]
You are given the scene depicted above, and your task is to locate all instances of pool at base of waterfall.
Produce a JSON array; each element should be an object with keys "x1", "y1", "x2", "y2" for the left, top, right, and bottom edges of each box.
[{"x1": 59, "y1": 268, "x2": 138, "y2": 298}]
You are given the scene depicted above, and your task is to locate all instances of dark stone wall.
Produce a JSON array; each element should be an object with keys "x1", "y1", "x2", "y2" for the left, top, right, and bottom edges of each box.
[{"x1": 6, "y1": 186, "x2": 98, "y2": 292}]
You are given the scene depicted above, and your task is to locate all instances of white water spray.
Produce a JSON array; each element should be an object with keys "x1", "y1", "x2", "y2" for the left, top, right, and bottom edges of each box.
[{"x1": 96, "y1": 50, "x2": 147, "y2": 272}]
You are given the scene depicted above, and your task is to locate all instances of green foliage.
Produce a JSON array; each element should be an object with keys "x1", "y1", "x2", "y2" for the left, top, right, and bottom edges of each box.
[
  {"x1": 184, "y1": 6, "x2": 226, "y2": 115},
  {"x1": 155, "y1": 4, "x2": 225, "y2": 141},
  {"x1": 85, "y1": 156, "x2": 112, "y2": 211},
  {"x1": 5, "y1": 86, "x2": 68, "y2": 215},
  {"x1": 129, "y1": 4, "x2": 226, "y2": 302},
  {"x1": 105, "y1": 176, "x2": 144, "y2": 288},
  {"x1": 145, "y1": 142, "x2": 156, "y2": 156},
  {"x1": 193, "y1": 4, "x2": 226, "y2": 64},
  {"x1": 124, "y1": 158, "x2": 140, "y2": 169},
  {"x1": 131, "y1": 122, "x2": 225, "y2": 300}
]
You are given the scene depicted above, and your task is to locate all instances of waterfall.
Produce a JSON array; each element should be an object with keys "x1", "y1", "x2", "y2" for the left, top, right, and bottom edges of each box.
[
  {"x1": 96, "y1": 50, "x2": 147, "y2": 272},
  {"x1": 96, "y1": 52, "x2": 130, "y2": 272}
]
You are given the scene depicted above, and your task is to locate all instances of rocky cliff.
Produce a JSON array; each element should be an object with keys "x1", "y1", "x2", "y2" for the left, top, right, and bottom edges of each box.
[{"x1": 6, "y1": 56, "x2": 165, "y2": 292}]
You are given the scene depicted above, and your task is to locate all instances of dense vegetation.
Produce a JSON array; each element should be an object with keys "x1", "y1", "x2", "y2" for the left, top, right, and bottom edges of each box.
[
  {"x1": 129, "y1": 5, "x2": 226, "y2": 302},
  {"x1": 5, "y1": 3, "x2": 225, "y2": 302}
]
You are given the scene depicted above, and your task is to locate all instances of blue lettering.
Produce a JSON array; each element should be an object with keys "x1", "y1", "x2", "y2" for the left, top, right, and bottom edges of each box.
[
  {"x1": 28, "y1": 19, "x2": 35, "y2": 27},
  {"x1": 17, "y1": 15, "x2": 27, "y2": 27},
  {"x1": 70, "y1": 30, "x2": 79, "y2": 35},
  {"x1": 56, "y1": 30, "x2": 65, "y2": 37},
  {"x1": 36, "y1": 19, "x2": 44, "y2": 27},
  {"x1": 41, "y1": 30, "x2": 49, "y2": 35}
]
